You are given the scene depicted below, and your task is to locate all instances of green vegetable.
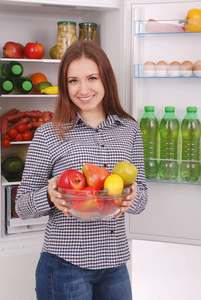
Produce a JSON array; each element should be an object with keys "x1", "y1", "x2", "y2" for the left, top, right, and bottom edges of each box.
[{"x1": 1, "y1": 156, "x2": 24, "y2": 181}]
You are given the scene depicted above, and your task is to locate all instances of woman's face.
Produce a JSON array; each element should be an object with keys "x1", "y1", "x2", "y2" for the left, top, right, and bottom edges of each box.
[{"x1": 67, "y1": 57, "x2": 105, "y2": 114}]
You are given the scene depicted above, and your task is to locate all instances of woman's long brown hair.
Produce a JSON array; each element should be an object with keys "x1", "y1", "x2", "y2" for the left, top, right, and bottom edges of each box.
[{"x1": 52, "y1": 40, "x2": 135, "y2": 139}]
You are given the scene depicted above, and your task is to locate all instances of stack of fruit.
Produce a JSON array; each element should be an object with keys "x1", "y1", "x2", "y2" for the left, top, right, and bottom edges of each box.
[
  {"x1": 3, "y1": 41, "x2": 45, "y2": 59},
  {"x1": 30, "y1": 72, "x2": 58, "y2": 95},
  {"x1": 57, "y1": 161, "x2": 138, "y2": 220}
]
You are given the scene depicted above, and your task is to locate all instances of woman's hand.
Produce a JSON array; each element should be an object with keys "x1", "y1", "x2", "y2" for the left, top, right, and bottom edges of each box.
[
  {"x1": 114, "y1": 181, "x2": 137, "y2": 219},
  {"x1": 47, "y1": 177, "x2": 71, "y2": 217}
]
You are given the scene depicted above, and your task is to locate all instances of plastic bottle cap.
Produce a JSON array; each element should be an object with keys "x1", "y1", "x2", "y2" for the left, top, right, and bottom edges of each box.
[
  {"x1": 145, "y1": 106, "x2": 155, "y2": 111},
  {"x1": 22, "y1": 81, "x2": 32, "y2": 91},
  {"x1": 3, "y1": 80, "x2": 13, "y2": 91},
  {"x1": 187, "y1": 106, "x2": 197, "y2": 113},
  {"x1": 79, "y1": 22, "x2": 97, "y2": 26},
  {"x1": 12, "y1": 65, "x2": 22, "y2": 75},
  {"x1": 165, "y1": 106, "x2": 175, "y2": 112},
  {"x1": 57, "y1": 21, "x2": 76, "y2": 25}
]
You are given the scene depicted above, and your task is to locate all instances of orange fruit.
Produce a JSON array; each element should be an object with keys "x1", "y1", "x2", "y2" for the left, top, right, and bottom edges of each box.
[{"x1": 30, "y1": 73, "x2": 48, "y2": 93}]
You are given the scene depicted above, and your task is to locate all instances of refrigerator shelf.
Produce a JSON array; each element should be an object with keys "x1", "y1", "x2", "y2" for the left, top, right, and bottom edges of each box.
[
  {"x1": 147, "y1": 178, "x2": 201, "y2": 185},
  {"x1": 2, "y1": 176, "x2": 20, "y2": 187},
  {"x1": 0, "y1": 58, "x2": 61, "y2": 63},
  {"x1": 135, "y1": 19, "x2": 201, "y2": 35},
  {"x1": 0, "y1": 94, "x2": 58, "y2": 97},
  {"x1": 10, "y1": 141, "x2": 31, "y2": 145},
  {"x1": 5, "y1": 184, "x2": 48, "y2": 234},
  {"x1": 134, "y1": 64, "x2": 201, "y2": 78}
]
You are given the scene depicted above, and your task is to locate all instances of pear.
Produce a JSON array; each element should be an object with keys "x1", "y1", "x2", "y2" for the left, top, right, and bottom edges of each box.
[{"x1": 82, "y1": 163, "x2": 110, "y2": 190}]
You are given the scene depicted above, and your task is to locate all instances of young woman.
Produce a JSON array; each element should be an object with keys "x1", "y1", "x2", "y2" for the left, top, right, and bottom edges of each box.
[{"x1": 16, "y1": 41, "x2": 148, "y2": 300}]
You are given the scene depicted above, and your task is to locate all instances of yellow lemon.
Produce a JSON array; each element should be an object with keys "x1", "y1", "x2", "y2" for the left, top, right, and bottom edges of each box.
[{"x1": 104, "y1": 174, "x2": 124, "y2": 195}]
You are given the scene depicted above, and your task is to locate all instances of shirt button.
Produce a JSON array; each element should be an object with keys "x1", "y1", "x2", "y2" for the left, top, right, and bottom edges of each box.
[
  {"x1": 104, "y1": 163, "x2": 107, "y2": 168},
  {"x1": 95, "y1": 129, "x2": 98, "y2": 133},
  {"x1": 101, "y1": 145, "x2": 104, "y2": 147},
  {"x1": 110, "y1": 230, "x2": 114, "y2": 234}
]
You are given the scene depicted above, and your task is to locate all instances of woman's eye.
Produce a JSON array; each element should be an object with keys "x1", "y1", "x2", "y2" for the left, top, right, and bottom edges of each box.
[
  {"x1": 89, "y1": 76, "x2": 97, "y2": 81},
  {"x1": 68, "y1": 79, "x2": 77, "y2": 84}
]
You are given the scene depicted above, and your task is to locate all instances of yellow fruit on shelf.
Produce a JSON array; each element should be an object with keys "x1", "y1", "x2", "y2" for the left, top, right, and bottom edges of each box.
[{"x1": 41, "y1": 86, "x2": 58, "y2": 95}]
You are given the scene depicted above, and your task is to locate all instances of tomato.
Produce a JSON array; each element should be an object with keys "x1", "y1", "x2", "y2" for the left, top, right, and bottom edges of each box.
[
  {"x1": 24, "y1": 42, "x2": 45, "y2": 59},
  {"x1": 8, "y1": 128, "x2": 18, "y2": 138},
  {"x1": 22, "y1": 131, "x2": 32, "y2": 141},
  {"x1": 2, "y1": 133, "x2": 10, "y2": 141},
  {"x1": 1, "y1": 139, "x2": 10, "y2": 148},
  {"x1": 71, "y1": 186, "x2": 104, "y2": 213},
  {"x1": 16, "y1": 123, "x2": 27, "y2": 133},
  {"x1": 58, "y1": 169, "x2": 86, "y2": 190},
  {"x1": 11, "y1": 211, "x2": 19, "y2": 218},
  {"x1": 14, "y1": 133, "x2": 22, "y2": 141}
]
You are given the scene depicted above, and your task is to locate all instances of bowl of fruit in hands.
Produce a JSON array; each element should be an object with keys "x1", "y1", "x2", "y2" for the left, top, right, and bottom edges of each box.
[{"x1": 57, "y1": 161, "x2": 138, "y2": 221}]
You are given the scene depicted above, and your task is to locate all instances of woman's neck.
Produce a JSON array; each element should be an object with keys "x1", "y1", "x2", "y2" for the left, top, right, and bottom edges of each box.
[{"x1": 79, "y1": 108, "x2": 106, "y2": 128}]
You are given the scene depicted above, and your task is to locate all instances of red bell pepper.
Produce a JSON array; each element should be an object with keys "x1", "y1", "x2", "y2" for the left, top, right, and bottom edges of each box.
[{"x1": 71, "y1": 186, "x2": 104, "y2": 213}]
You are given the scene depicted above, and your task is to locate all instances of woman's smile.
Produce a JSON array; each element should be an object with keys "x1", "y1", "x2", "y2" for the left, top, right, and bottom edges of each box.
[{"x1": 78, "y1": 94, "x2": 95, "y2": 102}]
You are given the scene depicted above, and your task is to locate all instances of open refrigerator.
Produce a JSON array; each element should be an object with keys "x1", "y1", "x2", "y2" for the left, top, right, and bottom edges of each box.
[
  {"x1": 1, "y1": 0, "x2": 201, "y2": 298},
  {"x1": 0, "y1": 0, "x2": 124, "y2": 245}
]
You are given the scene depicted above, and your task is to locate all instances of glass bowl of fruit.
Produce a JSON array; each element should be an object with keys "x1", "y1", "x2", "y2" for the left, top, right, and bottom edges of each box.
[{"x1": 58, "y1": 186, "x2": 131, "y2": 221}]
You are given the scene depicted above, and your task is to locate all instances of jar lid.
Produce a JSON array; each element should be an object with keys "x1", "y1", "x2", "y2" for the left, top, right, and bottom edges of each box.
[
  {"x1": 79, "y1": 22, "x2": 97, "y2": 26},
  {"x1": 57, "y1": 21, "x2": 76, "y2": 25}
]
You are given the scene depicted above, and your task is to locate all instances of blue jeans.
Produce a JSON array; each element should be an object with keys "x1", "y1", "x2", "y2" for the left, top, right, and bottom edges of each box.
[{"x1": 35, "y1": 252, "x2": 132, "y2": 300}]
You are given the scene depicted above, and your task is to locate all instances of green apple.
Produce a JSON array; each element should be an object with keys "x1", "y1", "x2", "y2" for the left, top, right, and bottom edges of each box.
[{"x1": 112, "y1": 161, "x2": 138, "y2": 186}]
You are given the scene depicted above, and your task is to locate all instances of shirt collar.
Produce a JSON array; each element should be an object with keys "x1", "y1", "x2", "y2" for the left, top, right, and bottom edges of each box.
[{"x1": 73, "y1": 113, "x2": 126, "y2": 128}]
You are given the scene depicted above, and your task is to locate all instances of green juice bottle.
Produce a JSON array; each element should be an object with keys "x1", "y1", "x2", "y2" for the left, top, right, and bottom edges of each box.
[
  {"x1": 140, "y1": 106, "x2": 159, "y2": 179},
  {"x1": 180, "y1": 107, "x2": 201, "y2": 182},
  {"x1": 0, "y1": 76, "x2": 13, "y2": 94},
  {"x1": 159, "y1": 106, "x2": 179, "y2": 180},
  {"x1": 13, "y1": 76, "x2": 33, "y2": 94},
  {"x1": 1, "y1": 61, "x2": 23, "y2": 79}
]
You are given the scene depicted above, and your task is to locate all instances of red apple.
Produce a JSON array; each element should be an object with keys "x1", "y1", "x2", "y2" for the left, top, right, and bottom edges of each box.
[
  {"x1": 24, "y1": 42, "x2": 45, "y2": 59},
  {"x1": 3, "y1": 41, "x2": 24, "y2": 58},
  {"x1": 58, "y1": 169, "x2": 86, "y2": 190}
]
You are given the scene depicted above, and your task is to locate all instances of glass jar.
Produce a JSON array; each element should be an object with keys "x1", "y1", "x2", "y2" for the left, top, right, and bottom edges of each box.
[
  {"x1": 78, "y1": 22, "x2": 98, "y2": 43},
  {"x1": 57, "y1": 21, "x2": 77, "y2": 59}
]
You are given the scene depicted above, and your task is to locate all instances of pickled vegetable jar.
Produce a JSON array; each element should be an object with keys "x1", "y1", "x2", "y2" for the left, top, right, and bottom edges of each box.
[
  {"x1": 57, "y1": 21, "x2": 77, "y2": 59},
  {"x1": 78, "y1": 22, "x2": 98, "y2": 43}
]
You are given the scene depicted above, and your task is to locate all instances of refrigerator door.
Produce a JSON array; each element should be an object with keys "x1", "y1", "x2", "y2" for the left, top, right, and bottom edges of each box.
[{"x1": 125, "y1": 0, "x2": 201, "y2": 246}]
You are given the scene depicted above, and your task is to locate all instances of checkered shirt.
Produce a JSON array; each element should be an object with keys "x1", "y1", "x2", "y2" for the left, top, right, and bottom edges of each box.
[{"x1": 16, "y1": 114, "x2": 148, "y2": 270}]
